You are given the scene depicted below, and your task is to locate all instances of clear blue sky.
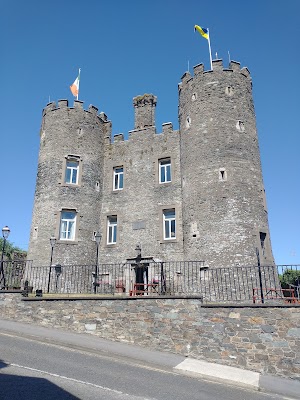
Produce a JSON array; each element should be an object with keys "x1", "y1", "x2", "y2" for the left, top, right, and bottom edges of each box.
[{"x1": 1, "y1": 0, "x2": 299, "y2": 265}]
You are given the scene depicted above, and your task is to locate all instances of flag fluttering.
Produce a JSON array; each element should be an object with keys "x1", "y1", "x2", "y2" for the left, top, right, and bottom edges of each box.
[
  {"x1": 194, "y1": 25, "x2": 209, "y2": 40},
  {"x1": 194, "y1": 24, "x2": 213, "y2": 70},
  {"x1": 70, "y1": 69, "x2": 81, "y2": 100}
]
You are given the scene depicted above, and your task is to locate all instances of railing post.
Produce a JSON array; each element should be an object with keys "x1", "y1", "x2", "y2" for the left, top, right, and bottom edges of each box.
[
  {"x1": 47, "y1": 266, "x2": 52, "y2": 294},
  {"x1": 160, "y1": 262, "x2": 166, "y2": 295},
  {"x1": 256, "y1": 247, "x2": 264, "y2": 304},
  {"x1": 94, "y1": 232, "x2": 102, "y2": 294}
]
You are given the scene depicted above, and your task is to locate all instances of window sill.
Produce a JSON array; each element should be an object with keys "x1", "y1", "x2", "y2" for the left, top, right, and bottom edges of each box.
[
  {"x1": 158, "y1": 182, "x2": 172, "y2": 186},
  {"x1": 160, "y1": 239, "x2": 177, "y2": 244}
]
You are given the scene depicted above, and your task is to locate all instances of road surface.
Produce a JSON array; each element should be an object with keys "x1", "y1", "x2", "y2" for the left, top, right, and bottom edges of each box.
[{"x1": 0, "y1": 319, "x2": 290, "y2": 400}]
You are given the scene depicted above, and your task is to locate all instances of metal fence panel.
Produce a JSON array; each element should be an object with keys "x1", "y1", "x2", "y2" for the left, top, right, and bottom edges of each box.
[{"x1": 2, "y1": 260, "x2": 299, "y2": 304}]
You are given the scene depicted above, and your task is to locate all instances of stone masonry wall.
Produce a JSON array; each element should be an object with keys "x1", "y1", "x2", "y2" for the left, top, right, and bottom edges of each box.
[
  {"x1": 179, "y1": 60, "x2": 274, "y2": 267},
  {"x1": 27, "y1": 100, "x2": 107, "y2": 267},
  {"x1": 1, "y1": 293, "x2": 299, "y2": 380},
  {"x1": 100, "y1": 123, "x2": 184, "y2": 264}
]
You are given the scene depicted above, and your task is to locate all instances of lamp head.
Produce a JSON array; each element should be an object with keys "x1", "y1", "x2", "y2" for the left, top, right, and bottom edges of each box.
[
  {"x1": 50, "y1": 236, "x2": 56, "y2": 248},
  {"x1": 95, "y1": 231, "x2": 102, "y2": 246},
  {"x1": 2, "y1": 226, "x2": 10, "y2": 240}
]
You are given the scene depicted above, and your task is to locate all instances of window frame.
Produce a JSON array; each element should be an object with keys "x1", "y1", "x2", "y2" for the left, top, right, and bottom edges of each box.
[
  {"x1": 113, "y1": 166, "x2": 124, "y2": 191},
  {"x1": 65, "y1": 159, "x2": 80, "y2": 185},
  {"x1": 159, "y1": 158, "x2": 172, "y2": 184},
  {"x1": 163, "y1": 208, "x2": 176, "y2": 240},
  {"x1": 107, "y1": 215, "x2": 118, "y2": 245},
  {"x1": 61, "y1": 155, "x2": 82, "y2": 187},
  {"x1": 59, "y1": 210, "x2": 77, "y2": 241}
]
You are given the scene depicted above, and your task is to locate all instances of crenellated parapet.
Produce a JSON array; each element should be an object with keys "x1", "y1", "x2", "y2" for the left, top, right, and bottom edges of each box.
[
  {"x1": 179, "y1": 59, "x2": 252, "y2": 91},
  {"x1": 133, "y1": 93, "x2": 157, "y2": 108},
  {"x1": 108, "y1": 122, "x2": 177, "y2": 147},
  {"x1": 42, "y1": 99, "x2": 110, "y2": 124}
]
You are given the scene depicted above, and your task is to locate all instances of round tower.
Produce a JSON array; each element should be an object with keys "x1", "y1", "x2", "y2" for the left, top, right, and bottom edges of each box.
[
  {"x1": 28, "y1": 99, "x2": 109, "y2": 266},
  {"x1": 179, "y1": 59, "x2": 274, "y2": 267}
]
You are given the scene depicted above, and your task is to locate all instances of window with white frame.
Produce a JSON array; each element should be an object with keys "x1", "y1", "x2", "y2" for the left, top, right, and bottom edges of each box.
[
  {"x1": 163, "y1": 209, "x2": 176, "y2": 240},
  {"x1": 60, "y1": 210, "x2": 77, "y2": 240},
  {"x1": 159, "y1": 159, "x2": 171, "y2": 183},
  {"x1": 65, "y1": 160, "x2": 79, "y2": 185},
  {"x1": 107, "y1": 215, "x2": 117, "y2": 244},
  {"x1": 113, "y1": 167, "x2": 124, "y2": 190}
]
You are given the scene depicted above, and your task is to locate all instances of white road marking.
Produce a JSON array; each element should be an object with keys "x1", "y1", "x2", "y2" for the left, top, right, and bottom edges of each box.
[
  {"x1": 0, "y1": 331, "x2": 177, "y2": 375},
  {"x1": 10, "y1": 363, "x2": 124, "y2": 394},
  {"x1": 8, "y1": 363, "x2": 154, "y2": 399}
]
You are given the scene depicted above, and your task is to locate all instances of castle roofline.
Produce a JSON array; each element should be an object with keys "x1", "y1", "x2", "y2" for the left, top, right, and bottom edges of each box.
[
  {"x1": 42, "y1": 99, "x2": 110, "y2": 123},
  {"x1": 179, "y1": 59, "x2": 251, "y2": 87}
]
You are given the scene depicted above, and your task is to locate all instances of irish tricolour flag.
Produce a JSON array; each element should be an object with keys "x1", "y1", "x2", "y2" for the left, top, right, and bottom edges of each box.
[{"x1": 70, "y1": 69, "x2": 80, "y2": 99}]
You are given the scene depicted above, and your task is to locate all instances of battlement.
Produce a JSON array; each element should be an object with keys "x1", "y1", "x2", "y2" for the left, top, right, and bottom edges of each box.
[
  {"x1": 108, "y1": 121, "x2": 176, "y2": 146},
  {"x1": 179, "y1": 59, "x2": 251, "y2": 89},
  {"x1": 133, "y1": 94, "x2": 157, "y2": 129},
  {"x1": 133, "y1": 93, "x2": 157, "y2": 108},
  {"x1": 42, "y1": 99, "x2": 109, "y2": 123}
]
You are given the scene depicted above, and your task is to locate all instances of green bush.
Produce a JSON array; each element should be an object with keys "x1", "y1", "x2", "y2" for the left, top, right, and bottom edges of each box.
[
  {"x1": 0, "y1": 238, "x2": 25, "y2": 260},
  {"x1": 279, "y1": 269, "x2": 300, "y2": 289}
]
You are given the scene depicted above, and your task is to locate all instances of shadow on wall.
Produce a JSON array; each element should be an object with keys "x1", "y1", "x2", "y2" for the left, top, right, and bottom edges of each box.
[{"x1": 0, "y1": 359, "x2": 80, "y2": 400}]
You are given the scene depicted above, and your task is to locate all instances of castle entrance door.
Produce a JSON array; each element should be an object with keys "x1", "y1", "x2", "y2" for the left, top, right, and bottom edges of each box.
[{"x1": 134, "y1": 263, "x2": 149, "y2": 295}]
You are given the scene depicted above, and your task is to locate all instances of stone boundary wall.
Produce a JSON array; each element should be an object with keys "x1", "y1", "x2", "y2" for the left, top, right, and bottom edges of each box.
[{"x1": 0, "y1": 293, "x2": 299, "y2": 380}]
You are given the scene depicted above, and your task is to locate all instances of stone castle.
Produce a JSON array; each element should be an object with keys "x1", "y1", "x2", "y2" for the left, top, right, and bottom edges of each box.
[{"x1": 28, "y1": 59, "x2": 274, "y2": 268}]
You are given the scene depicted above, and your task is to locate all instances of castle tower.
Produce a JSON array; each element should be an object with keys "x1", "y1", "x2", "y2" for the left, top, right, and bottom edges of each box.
[
  {"x1": 27, "y1": 100, "x2": 109, "y2": 266},
  {"x1": 179, "y1": 60, "x2": 274, "y2": 267}
]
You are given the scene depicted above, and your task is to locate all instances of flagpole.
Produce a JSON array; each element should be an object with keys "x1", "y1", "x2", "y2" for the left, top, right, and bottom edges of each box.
[
  {"x1": 77, "y1": 68, "x2": 81, "y2": 101},
  {"x1": 207, "y1": 29, "x2": 213, "y2": 70}
]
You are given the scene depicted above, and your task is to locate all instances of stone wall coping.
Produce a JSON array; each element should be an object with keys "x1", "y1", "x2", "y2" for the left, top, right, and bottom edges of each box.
[
  {"x1": 17, "y1": 295, "x2": 300, "y2": 307},
  {"x1": 201, "y1": 303, "x2": 300, "y2": 308},
  {"x1": 0, "y1": 290, "x2": 23, "y2": 294},
  {"x1": 2, "y1": 292, "x2": 298, "y2": 308},
  {"x1": 21, "y1": 295, "x2": 204, "y2": 302}
]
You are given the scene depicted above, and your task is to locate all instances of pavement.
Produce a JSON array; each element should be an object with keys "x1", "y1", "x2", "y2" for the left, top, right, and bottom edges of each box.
[{"x1": 0, "y1": 318, "x2": 299, "y2": 399}]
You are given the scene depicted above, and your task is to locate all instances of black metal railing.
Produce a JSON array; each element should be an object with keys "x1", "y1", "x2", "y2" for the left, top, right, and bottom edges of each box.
[
  {"x1": 0, "y1": 260, "x2": 33, "y2": 290},
  {"x1": 2, "y1": 261, "x2": 299, "y2": 304}
]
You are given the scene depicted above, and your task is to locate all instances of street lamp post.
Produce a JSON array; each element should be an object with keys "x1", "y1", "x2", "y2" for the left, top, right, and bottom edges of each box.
[
  {"x1": 256, "y1": 247, "x2": 264, "y2": 304},
  {"x1": 0, "y1": 226, "x2": 10, "y2": 290},
  {"x1": 47, "y1": 236, "x2": 56, "y2": 293},
  {"x1": 94, "y1": 232, "x2": 102, "y2": 294}
]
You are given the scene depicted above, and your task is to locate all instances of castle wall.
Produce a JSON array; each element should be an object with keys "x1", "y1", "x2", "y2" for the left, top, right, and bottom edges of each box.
[
  {"x1": 27, "y1": 101, "x2": 107, "y2": 266},
  {"x1": 100, "y1": 122, "x2": 184, "y2": 263},
  {"x1": 179, "y1": 60, "x2": 274, "y2": 267}
]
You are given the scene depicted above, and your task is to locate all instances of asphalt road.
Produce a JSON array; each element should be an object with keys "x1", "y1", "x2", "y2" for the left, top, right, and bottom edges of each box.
[{"x1": 0, "y1": 321, "x2": 288, "y2": 400}]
